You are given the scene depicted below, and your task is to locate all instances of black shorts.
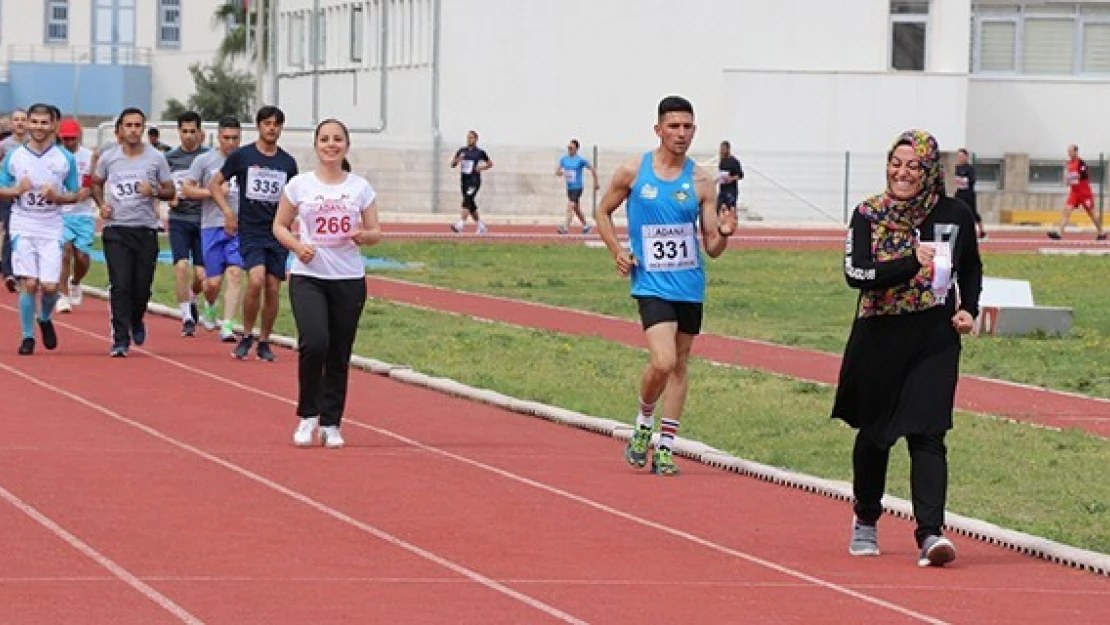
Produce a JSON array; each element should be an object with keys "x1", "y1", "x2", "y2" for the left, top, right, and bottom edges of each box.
[
  {"x1": 168, "y1": 220, "x2": 204, "y2": 265},
  {"x1": 636, "y1": 296, "x2": 703, "y2": 335},
  {"x1": 955, "y1": 192, "x2": 980, "y2": 222},
  {"x1": 239, "y1": 232, "x2": 288, "y2": 281},
  {"x1": 567, "y1": 188, "x2": 584, "y2": 203},
  {"x1": 717, "y1": 190, "x2": 737, "y2": 210}
]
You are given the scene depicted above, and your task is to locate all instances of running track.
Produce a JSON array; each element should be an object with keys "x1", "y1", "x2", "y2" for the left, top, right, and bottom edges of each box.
[{"x1": 2, "y1": 297, "x2": 1109, "y2": 623}]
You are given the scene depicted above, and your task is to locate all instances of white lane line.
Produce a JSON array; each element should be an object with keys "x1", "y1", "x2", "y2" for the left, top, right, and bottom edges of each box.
[
  {"x1": 0, "y1": 481, "x2": 203, "y2": 624},
  {"x1": 31, "y1": 318, "x2": 951, "y2": 625},
  {"x1": 0, "y1": 362, "x2": 587, "y2": 625}
]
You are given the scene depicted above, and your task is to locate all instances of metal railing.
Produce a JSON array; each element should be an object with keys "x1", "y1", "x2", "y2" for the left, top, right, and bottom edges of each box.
[{"x1": 4, "y1": 44, "x2": 152, "y2": 66}]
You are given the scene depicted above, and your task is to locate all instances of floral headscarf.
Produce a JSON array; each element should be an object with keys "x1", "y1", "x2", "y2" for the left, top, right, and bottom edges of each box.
[{"x1": 856, "y1": 130, "x2": 946, "y2": 318}]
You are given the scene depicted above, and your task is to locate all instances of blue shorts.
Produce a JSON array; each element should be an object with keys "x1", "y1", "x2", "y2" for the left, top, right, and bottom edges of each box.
[
  {"x1": 201, "y1": 227, "x2": 243, "y2": 277},
  {"x1": 169, "y1": 220, "x2": 204, "y2": 265},
  {"x1": 63, "y1": 214, "x2": 96, "y2": 254},
  {"x1": 239, "y1": 231, "x2": 288, "y2": 281}
]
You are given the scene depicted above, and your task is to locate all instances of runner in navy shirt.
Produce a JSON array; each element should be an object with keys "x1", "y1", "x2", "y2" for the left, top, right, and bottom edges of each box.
[
  {"x1": 210, "y1": 105, "x2": 298, "y2": 362},
  {"x1": 450, "y1": 130, "x2": 492, "y2": 234}
]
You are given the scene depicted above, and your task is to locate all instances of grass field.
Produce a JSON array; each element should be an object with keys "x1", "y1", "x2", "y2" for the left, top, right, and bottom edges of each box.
[{"x1": 77, "y1": 244, "x2": 1110, "y2": 555}]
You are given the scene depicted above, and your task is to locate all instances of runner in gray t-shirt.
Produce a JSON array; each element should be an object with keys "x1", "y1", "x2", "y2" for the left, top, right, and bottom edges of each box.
[
  {"x1": 163, "y1": 111, "x2": 210, "y2": 336},
  {"x1": 91, "y1": 108, "x2": 175, "y2": 357},
  {"x1": 182, "y1": 117, "x2": 244, "y2": 341},
  {"x1": 0, "y1": 109, "x2": 26, "y2": 291}
]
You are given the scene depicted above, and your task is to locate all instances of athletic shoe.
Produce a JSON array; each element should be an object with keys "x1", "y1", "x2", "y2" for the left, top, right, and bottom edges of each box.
[
  {"x1": 624, "y1": 425, "x2": 652, "y2": 468},
  {"x1": 55, "y1": 295, "x2": 72, "y2": 314},
  {"x1": 201, "y1": 304, "x2": 218, "y2": 331},
  {"x1": 557, "y1": 226, "x2": 569, "y2": 235},
  {"x1": 918, "y1": 535, "x2": 956, "y2": 568},
  {"x1": 256, "y1": 341, "x2": 276, "y2": 362},
  {"x1": 189, "y1": 302, "x2": 199, "y2": 325},
  {"x1": 583, "y1": 224, "x2": 592, "y2": 234},
  {"x1": 293, "y1": 417, "x2": 318, "y2": 447},
  {"x1": 1098, "y1": 233, "x2": 1108, "y2": 241},
  {"x1": 477, "y1": 223, "x2": 488, "y2": 235},
  {"x1": 38, "y1": 320, "x2": 57, "y2": 350},
  {"x1": 132, "y1": 321, "x2": 147, "y2": 346},
  {"x1": 69, "y1": 281, "x2": 83, "y2": 305},
  {"x1": 450, "y1": 224, "x2": 461, "y2": 233},
  {"x1": 848, "y1": 518, "x2": 880, "y2": 556},
  {"x1": 650, "y1": 447, "x2": 680, "y2": 476},
  {"x1": 4, "y1": 276, "x2": 16, "y2": 293},
  {"x1": 17, "y1": 337, "x2": 34, "y2": 355},
  {"x1": 232, "y1": 335, "x2": 255, "y2": 359},
  {"x1": 320, "y1": 425, "x2": 345, "y2": 449},
  {"x1": 1047, "y1": 231, "x2": 1062, "y2": 240},
  {"x1": 109, "y1": 343, "x2": 128, "y2": 358},
  {"x1": 181, "y1": 318, "x2": 196, "y2": 337},
  {"x1": 219, "y1": 320, "x2": 237, "y2": 343}
]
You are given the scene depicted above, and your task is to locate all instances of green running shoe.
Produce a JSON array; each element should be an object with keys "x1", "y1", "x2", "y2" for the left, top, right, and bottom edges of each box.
[
  {"x1": 624, "y1": 425, "x2": 652, "y2": 468},
  {"x1": 651, "y1": 447, "x2": 680, "y2": 476}
]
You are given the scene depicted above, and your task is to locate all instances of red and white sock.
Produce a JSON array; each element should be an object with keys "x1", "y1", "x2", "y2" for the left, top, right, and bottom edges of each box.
[
  {"x1": 636, "y1": 397, "x2": 656, "y2": 429},
  {"x1": 659, "y1": 418, "x2": 680, "y2": 450}
]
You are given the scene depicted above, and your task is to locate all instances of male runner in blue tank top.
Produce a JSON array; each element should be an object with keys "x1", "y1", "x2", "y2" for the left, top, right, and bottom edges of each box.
[{"x1": 595, "y1": 95, "x2": 738, "y2": 476}]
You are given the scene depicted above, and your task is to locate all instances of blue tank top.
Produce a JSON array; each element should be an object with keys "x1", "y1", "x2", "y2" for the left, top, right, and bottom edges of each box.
[{"x1": 627, "y1": 151, "x2": 704, "y2": 303}]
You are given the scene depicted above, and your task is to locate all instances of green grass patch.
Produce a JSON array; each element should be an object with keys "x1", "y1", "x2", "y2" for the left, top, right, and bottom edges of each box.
[
  {"x1": 80, "y1": 257, "x2": 1110, "y2": 554},
  {"x1": 356, "y1": 241, "x2": 1110, "y2": 399}
]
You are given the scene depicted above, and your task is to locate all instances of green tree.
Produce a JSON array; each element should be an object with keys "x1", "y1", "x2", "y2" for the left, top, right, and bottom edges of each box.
[
  {"x1": 161, "y1": 63, "x2": 255, "y2": 122},
  {"x1": 212, "y1": 0, "x2": 271, "y2": 68}
]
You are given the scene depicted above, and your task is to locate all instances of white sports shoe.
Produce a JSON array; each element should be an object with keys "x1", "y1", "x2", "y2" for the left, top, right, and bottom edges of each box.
[
  {"x1": 320, "y1": 425, "x2": 345, "y2": 449},
  {"x1": 293, "y1": 417, "x2": 318, "y2": 447},
  {"x1": 69, "y1": 282, "x2": 83, "y2": 306},
  {"x1": 55, "y1": 295, "x2": 72, "y2": 314}
]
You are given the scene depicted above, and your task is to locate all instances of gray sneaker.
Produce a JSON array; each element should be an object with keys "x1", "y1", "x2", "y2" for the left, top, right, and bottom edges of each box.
[
  {"x1": 918, "y1": 535, "x2": 956, "y2": 568},
  {"x1": 849, "y1": 518, "x2": 880, "y2": 556}
]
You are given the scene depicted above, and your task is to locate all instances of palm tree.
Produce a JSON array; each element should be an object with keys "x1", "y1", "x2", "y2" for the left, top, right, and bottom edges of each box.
[{"x1": 212, "y1": 0, "x2": 271, "y2": 68}]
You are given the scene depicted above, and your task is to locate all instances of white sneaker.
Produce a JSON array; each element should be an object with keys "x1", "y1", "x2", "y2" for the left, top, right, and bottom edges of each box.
[
  {"x1": 320, "y1": 425, "x2": 345, "y2": 449},
  {"x1": 55, "y1": 295, "x2": 72, "y2": 314},
  {"x1": 476, "y1": 223, "x2": 488, "y2": 235},
  {"x1": 69, "y1": 282, "x2": 83, "y2": 306},
  {"x1": 293, "y1": 417, "x2": 318, "y2": 447}
]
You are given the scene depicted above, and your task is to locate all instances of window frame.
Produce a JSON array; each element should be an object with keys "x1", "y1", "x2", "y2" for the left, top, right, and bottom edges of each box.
[
  {"x1": 890, "y1": 1, "x2": 930, "y2": 72},
  {"x1": 971, "y1": 3, "x2": 1110, "y2": 76},
  {"x1": 287, "y1": 11, "x2": 305, "y2": 69},
  {"x1": 157, "y1": 0, "x2": 182, "y2": 49},
  {"x1": 45, "y1": 0, "x2": 69, "y2": 44},
  {"x1": 350, "y1": 4, "x2": 364, "y2": 63},
  {"x1": 1027, "y1": 159, "x2": 1066, "y2": 191}
]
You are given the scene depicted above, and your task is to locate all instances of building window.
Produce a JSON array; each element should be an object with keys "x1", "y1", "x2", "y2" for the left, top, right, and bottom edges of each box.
[
  {"x1": 46, "y1": 0, "x2": 69, "y2": 43},
  {"x1": 891, "y1": 1, "x2": 929, "y2": 71},
  {"x1": 287, "y1": 12, "x2": 305, "y2": 68},
  {"x1": 973, "y1": 158, "x2": 1004, "y2": 190},
  {"x1": 158, "y1": 0, "x2": 181, "y2": 48},
  {"x1": 313, "y1": 10, "x2": 327, "y2": 67},
  {"x1": 350, "y1": 4, "x2": 363, "y2": 63},
  {"x1": 1028, "y1": 161, "x2": 1064, "y2": 187},
  {"x1": 972, "y1": 4, "x2": 1110, "y2": 75}
]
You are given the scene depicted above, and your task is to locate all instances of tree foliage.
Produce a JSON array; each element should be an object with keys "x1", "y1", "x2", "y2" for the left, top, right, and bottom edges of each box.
[
  {"x1": 161, "y1": 63, "x2": 255, "y2": 122},
  {"x1": 212, "y1": 0, "x2": 271, "y2": 68}
]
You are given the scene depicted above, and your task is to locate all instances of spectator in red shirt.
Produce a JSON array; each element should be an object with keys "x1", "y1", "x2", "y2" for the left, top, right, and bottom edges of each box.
[{"x1": 1049, "y1": 144, "x2": 1106, "y2": 241}]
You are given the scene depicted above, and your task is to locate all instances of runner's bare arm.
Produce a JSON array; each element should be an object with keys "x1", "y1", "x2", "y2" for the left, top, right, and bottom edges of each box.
[
  {"x1": 696, "y1": 166, "x2": 732, "y2": 258},
  {"x1": 353, "y1": 199, "x2": 383, "y2": 247},
  {"x1": 181, "y1": 179, "x2": 212, "y2": 201},
  {"x1": 273, "y1": 192, "x2": 313, "y2": 264},
  {"x1": 595, "y1": 158, "x2": 638, "y2": 276}
]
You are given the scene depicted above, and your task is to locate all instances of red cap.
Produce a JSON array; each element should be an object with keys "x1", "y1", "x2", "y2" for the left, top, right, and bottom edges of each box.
[{"x1": 58, "y1": 118, "x2": 82, "y2": 139}]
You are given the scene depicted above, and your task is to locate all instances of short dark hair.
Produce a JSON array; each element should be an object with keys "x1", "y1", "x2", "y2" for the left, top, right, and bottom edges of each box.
[
  {"x1": 117, "y1": 107, "x2": 146, "y2": 131},
  {"x1": 657, "y1": 95, "x2": 694, "y2": 120},
  {"x1": 177, "y1": 111, "x2": 202, "y2": 128},
  {"x1": 27, "y1": 103, "x2": 55, "y2": 120},
  {"x1": 217, "y1": 116, "x2": 241, "y2": 130},
  {"x1": 49, "y1": 105, "x2": 62, "y2": 121},
  {"x1": 720, "y1": 140, "x2": 731, "y2": 149},
  {"x1": 957, "y1": 148, "x2": 969, "y2": 156},
  {"x1": 147, "y1": 127, "x2": 159, "y2": 137},
  {"x1": 255, "y1": 105, "x2": 286, "y2": 126},
  {"x1": 569, "y1": 139, "x2": 579, "y2": 149}
]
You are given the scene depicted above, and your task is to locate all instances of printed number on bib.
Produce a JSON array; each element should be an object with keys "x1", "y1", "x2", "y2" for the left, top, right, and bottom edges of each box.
[
  {"x1": 172, "y1": 171, "x2": 189, "y2": 193},
  {"x1": 642, "y1": 223, "x2": 698, "y2": 272},
  {"x1": 110, "y1": 172, "x2": 144, "y2": 205},
  {"x1": 245, "y1": 168, "x2": 286, "y2": 203},
  {"x1": 21, "y1": 191, "x2": 52, "y2": 209},
  {"x1": 461, "y1": 160, "x2": 476, "y2": 175},
  {"x1": 303, "y1": 201, "x2": 361, "y2": 247},
  {"x1": 564, "y1": 169, "x2": 577, "y2": 184}
]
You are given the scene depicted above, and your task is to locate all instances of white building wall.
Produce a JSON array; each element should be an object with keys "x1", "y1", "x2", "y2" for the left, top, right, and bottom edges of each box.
[{"x1": 966, "y1": 77, "x2": 1106, "y2": 158}]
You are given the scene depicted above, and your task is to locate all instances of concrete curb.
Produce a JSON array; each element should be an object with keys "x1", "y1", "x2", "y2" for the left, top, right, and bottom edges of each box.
[{"x1": 86, "y1": 286, "x2": 1110, "y2": 577}]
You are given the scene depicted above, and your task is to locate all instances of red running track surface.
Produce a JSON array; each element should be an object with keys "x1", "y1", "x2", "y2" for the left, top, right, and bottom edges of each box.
[{"x1": 1, "y1": 296, "x2": 1109, "y2": 623}]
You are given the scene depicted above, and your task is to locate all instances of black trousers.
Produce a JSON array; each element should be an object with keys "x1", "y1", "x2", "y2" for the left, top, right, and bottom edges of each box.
[
  {"x1": 289, "y1": 274, "x2": 367, "y2": 427},
  {"x1": 852, "y1": 430, "x2": 948, "y2": 547},
  {"x1": 461, "y1": 178, "x2": 481, "y2": 213},
  {"x1": 102, "y1": 226, "x2": 160, "y2": 346},
  {"x1": 0, "y1": 200, "x2": 11, "y2": 277}
]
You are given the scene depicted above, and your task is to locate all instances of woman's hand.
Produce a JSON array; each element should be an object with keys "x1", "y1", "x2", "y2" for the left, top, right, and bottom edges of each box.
[
  {"x1": 951, "y1": 310, "x2": 975, "y2": 334},
  {"x1": 295, "y1": 243, "x2": 316, "y2": 264},
  {"x1": 916, "y1": 242, "x2": 936, "y2": 266}
]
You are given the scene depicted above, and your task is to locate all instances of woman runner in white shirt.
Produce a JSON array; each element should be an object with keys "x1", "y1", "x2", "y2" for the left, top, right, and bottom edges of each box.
[{"x1": 273, "y1": 119, "x2": 381, "y2": 448}]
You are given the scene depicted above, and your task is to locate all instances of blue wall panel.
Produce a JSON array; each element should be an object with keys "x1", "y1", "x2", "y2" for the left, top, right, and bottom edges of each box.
[{"x1": 7, "y1": 62, "x2": 152, "y2": 116}]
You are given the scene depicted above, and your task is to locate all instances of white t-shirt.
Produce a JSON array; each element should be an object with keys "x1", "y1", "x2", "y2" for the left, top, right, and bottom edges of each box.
[
  {"x1": 2, "y1": 144, "x2": 80, "y2": 238},
  {"x1": 61, "y1": 146, "x2": 96, "y2": 216},
  {"x1": 283, "y1": 171, "x2": 375, "y2": 280}
]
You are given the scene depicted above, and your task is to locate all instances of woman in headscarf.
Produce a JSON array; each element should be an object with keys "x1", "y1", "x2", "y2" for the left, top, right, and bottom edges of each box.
[{"x1": 831, "y1": 129, "x2": 983, "y2": 568}]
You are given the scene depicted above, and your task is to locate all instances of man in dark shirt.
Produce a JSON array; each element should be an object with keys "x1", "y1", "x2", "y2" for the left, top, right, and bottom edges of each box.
[
  {"x1": 954, "y1": 148, "x2": 985, "y2": 240},
  {"x1": 165, "y1": 111, "x2": 210, "y2": 336},
  {"x1": 210, "y1": 105, "x2": 299, "y2": 362},
  {"x1": 450, "y1": 130, "x2": 493, "y2": 234},
  {"x1": 717, "y1": 140, "x2": 744, "y2": 214}
]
